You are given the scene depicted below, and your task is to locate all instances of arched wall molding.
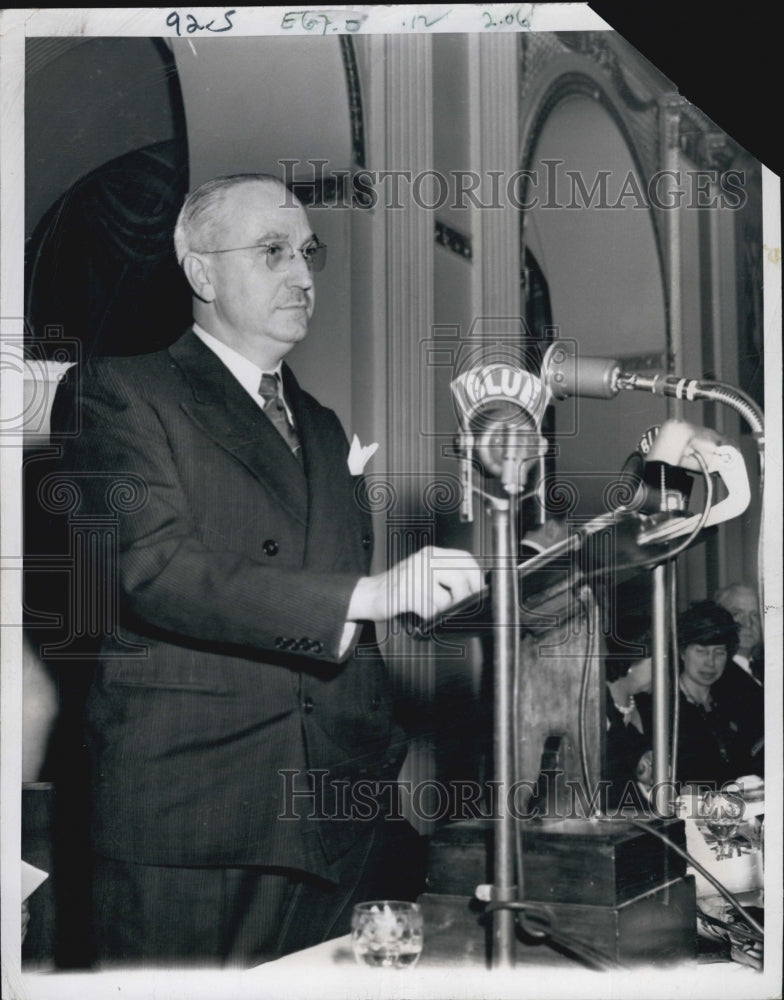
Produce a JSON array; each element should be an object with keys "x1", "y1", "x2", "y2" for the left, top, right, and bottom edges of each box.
[
  {"x1": 525, "y1": 33, "x2": 745, "y2": 172},
  {"x1": 339, "y1": 36, "x2": 366, "y2": 170},
  {"x1": 292, "y1": 35, "x2": 367, "y2": 202},
  {"x1": 515, "y1": 30, "x2": 760, "y2": 600},
  {"x1": 25, "y1": 37, "x2": 188, "y2": 242},
  {"x1": 519, "y1": 38, "x2": 661, "y2": 181},
  {"x1": 517, "y1": 32, "x2": 750, "y2": 366},
  {"x1": 518, "y1": 41, "x2": 669, "y2": 331},
  {"x1": 520, "y1": 70, "x2": 659, "y2": 191},
  {"x1": 516, "y1": 33, "x2": 673, "y2": 525}
]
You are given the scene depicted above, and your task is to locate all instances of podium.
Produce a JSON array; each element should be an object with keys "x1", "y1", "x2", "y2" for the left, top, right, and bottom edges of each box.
[{"x1": 420, "y1": 604, "x2": 697, "y2": 968}]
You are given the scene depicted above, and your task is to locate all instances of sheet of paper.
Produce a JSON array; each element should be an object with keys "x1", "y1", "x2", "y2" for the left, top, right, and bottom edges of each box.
[{"x1": 22, "y1": 859, "x2": 49, "y2": 901}]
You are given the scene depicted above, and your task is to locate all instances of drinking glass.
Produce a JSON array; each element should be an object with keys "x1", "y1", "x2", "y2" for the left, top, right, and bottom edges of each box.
[
  {"x1": 701, "y1": 789, "x2": 745, "y2": 859},
  {"x1": 350, "y1": 900, "x2": 424, "y2": 968}
]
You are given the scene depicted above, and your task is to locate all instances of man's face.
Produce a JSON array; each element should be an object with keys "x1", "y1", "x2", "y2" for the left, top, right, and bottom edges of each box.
[
  {"x1": 203, "y1": 182, "x2": 316, "y2": 357},
  {"x1": 681, "y1": 643, "x2": 728, "y2": 688},
  {"x1": 718, "y1": 588, "x2": 761, "y2": 654}
]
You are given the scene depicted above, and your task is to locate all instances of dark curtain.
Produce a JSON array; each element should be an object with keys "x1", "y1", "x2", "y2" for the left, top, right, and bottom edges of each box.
[{"x1": 25, "y1": 139, "x2": 192, "y2": 362}]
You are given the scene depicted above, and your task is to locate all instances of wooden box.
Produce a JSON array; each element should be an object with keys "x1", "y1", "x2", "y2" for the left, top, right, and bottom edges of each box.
[
  {"x1": 520, "y1": 817, "x2": 687, "y2": 907},
  {"x1": 418, "y1": 876, "x2": 696, "y2": 968},
  {"x1": 426, "y1": 817, "x2": 687, "y2": 908},
  {"x1": 527, "y1": 875, "x2": 697, "y2": 965},
  {"x1": 426, "y1": 819, "x2": 493, "y2": 896}
]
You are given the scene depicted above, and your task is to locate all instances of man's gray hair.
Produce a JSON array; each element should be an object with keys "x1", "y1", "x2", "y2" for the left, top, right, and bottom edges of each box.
[
  {"x1": 173, "y1": 173, "x2": 289, "y2": 264},
  {"x1": 714, "y1": 581, "x2": 758, "y2": 605}
]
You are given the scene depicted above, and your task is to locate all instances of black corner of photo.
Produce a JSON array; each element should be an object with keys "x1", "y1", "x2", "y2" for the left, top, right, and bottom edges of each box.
[{"x1": 589, "y1": 0, "x2": 781, "y2": 178}]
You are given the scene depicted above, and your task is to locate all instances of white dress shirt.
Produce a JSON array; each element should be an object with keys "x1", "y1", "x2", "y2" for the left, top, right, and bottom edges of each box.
[
  {"x1": 192, "y1": 323, "x2": 295, "y2": 424},
  {"x1": 733, "y1": 653, "x2": 762, "y2": 686}
]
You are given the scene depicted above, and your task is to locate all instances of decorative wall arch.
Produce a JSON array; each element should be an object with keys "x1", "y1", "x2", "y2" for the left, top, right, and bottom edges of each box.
[
  {"x1": 515, "y1": 33, "x2": 671, "y2": 523},
  {"x1": 514, "y1": 28, "x2": 763, "y2": 602},
  {"x1": 518, "y1": 34, "x2": 667, "y2": 331},
  {"x1": 517, "y1": 31, "x2": 755, "y2": 388}
]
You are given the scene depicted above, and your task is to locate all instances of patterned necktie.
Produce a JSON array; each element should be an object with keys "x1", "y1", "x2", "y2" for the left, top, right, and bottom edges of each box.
[{"x1": 258, "y1": 373, "x2": 301, "y2": 457}]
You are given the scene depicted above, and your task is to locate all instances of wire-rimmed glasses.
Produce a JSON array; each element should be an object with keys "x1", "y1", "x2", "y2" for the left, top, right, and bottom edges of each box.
[{"x1": 194, "y1": 238, "x2": 327, "y2": 272}]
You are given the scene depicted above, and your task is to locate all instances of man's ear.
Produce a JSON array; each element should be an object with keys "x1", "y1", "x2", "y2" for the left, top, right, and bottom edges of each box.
[{"x1": 182, "y1": 252, "x2": 216, "y2": 303}]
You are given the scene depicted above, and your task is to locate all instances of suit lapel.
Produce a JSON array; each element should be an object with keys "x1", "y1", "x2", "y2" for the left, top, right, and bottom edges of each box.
[
  {"x1": 169, "y1": 331, "x2": 308, "y2": 525},
  {"x1": 285, "y1": 365, "x2": 340, "y2": 565},
  {"x1": 285, "y1": 366, "x2": 369, "y2": 574}
]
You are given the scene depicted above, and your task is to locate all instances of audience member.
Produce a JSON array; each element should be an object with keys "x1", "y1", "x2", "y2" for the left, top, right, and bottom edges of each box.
[
  {"x1": 638, "y1": 601, "x2": 752, "y2": 788},
  {"x1": 712, "y1": 582, "x2": 764, "y2": 771},
  {"x1": 715, "y1": 582, "x2": 763, "y2": 680}
]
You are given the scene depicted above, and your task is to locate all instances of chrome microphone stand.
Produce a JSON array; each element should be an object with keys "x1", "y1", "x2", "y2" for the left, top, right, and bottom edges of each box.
[
  {"x1": 457, "y1": 413, "x2": 547, "y2": 969},
  {"x1": 487, "y1": 472, "x2": 519, "y2": 967}
]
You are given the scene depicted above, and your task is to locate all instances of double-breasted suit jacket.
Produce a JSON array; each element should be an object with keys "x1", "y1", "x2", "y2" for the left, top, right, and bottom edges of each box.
[{"x1": 51, "y1": 330, "x2": 404, "y2": 878}]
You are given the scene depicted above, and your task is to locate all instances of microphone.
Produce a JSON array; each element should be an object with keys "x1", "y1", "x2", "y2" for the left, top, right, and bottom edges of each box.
[
  {"x1": 541, "y1": 341, "x2": 764, "y2": 441},
  {"x1": 541, "y1": 341, "x2": 710, "y2": 402},
  {"x1": 451, "y1": 364, "x2": 548, "y2": 500},
  {"x1": 542, "y1": 341, "x2": 621, "y2": 400},
  {"x1": 451, "y1": 362, "x2": 549, "y2": 424}
]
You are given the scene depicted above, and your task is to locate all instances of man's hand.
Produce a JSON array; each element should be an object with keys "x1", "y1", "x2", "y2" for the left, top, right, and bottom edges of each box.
[{"x1": 348, "y1": 546, "x2": 482, "y2": 623}]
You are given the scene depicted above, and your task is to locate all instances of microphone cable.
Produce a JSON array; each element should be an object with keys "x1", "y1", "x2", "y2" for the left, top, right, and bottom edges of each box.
[{"x1": 626, "y1": 816, "x2": 764, "y2": 941}]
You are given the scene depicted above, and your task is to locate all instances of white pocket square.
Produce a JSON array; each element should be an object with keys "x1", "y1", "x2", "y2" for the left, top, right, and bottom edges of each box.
[{"x1": 348, "y1": 435, "x2": 379, "y2": 475}]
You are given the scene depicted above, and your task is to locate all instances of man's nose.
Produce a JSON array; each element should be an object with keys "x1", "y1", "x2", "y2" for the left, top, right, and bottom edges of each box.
[{"x1": 287, "y1": 251, "x2": 313, "y2": 287}]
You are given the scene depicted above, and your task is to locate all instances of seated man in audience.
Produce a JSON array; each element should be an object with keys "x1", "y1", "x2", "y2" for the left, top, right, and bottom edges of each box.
[
  {"x1": 712, "y1": 582, "x2": 764, "y2": 773},
  {"x1": 715, "y1": 582, "x2": 764, "y2": 683}
]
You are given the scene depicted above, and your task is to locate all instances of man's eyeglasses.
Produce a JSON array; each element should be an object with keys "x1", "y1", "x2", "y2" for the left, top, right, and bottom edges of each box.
[{"x1": 194, "y1": 239, "x2": 327, "y2": 272}]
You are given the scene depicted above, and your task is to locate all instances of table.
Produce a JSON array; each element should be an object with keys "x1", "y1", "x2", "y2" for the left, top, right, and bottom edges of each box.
[{"x1": 253, "y1": 931, "x2": 761, "y2": 1000}]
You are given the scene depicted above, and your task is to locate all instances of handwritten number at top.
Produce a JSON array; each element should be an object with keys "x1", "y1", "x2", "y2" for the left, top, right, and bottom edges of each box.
[
  {"x1": 482, "y1": 7, "x2": 532, "y2": 30},
  {"x1": 164, "y1": 5, "x2": 531, "y2": 39},
  {"x1": 280, "y1": 10, "x2": 363, "y2": 34},
  {"x1": 166, "y1": 10, "x2": 236, "y2": 36}
]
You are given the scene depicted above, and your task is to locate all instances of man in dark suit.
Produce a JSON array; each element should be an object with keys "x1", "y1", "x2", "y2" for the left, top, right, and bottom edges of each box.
[
  {"x1": 713, "y1": 582, "x2": 764, "y2": 771},
  {"x1": 51, "y1": 174, "x2": 481, "y2": 966}
]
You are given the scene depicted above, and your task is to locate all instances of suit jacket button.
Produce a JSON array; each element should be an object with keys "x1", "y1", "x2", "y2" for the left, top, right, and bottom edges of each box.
[
  {"x1": 302, "y1": 696, "x2": 315, "y2": 714},
  {"x1": 274, "y1": 636, "x2": 284, "y2": 648},
  {"x1": 263, "y1": 539, "x2": 279, "y2": 556},
  {"x1": 311, "y1": 641, "x2": 324, "y2": 655},
  {"x1": 362, "y1": 534, "x2": 372, "y2": 550},
  {"x1": 371, "y1": 696, "x2": 381, "y2": 710}
]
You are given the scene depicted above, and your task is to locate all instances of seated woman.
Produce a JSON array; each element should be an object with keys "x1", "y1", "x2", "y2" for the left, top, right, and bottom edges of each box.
[{"x1": 637, "y1": 601, "x2": 752, "y2": 790}]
